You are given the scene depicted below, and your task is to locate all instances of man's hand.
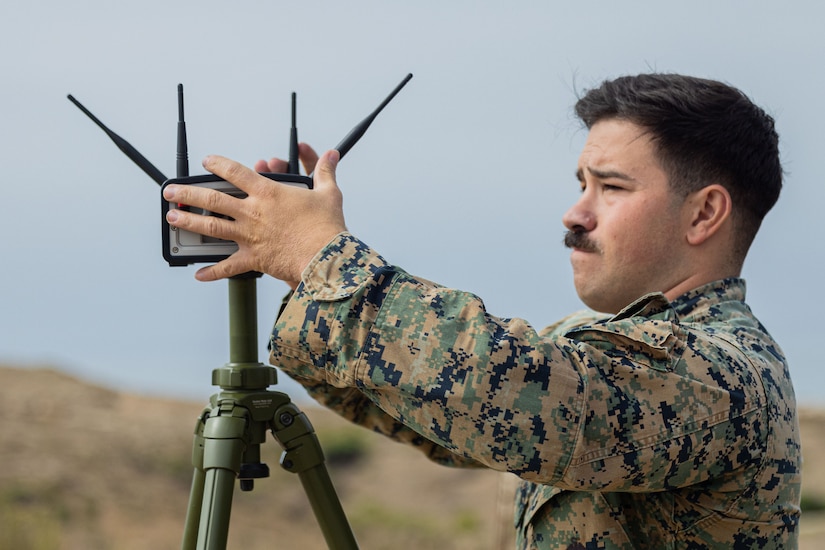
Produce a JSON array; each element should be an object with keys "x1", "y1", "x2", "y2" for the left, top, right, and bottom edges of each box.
[{"x1": 162, "y1": 144, "x2": 346, "y2": 286}]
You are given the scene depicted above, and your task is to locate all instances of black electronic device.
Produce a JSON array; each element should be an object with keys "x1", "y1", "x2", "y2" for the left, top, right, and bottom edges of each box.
[{"x1": 68, "y1": 73, "x2": 413, "y2": 266}]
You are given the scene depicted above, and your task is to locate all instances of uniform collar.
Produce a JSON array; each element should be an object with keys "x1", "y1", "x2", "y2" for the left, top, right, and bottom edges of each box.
[
  {"x1": 669, "y1": 278, "x2": 747, "y2": 322},
  {"x1": 607, "y1": 278, "x2": 747, "y2": 324}
]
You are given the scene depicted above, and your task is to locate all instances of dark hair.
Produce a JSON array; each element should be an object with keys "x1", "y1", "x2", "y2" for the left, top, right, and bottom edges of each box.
[{"x1": 574, "y1": 73, "x2": 782, "y2": 259}]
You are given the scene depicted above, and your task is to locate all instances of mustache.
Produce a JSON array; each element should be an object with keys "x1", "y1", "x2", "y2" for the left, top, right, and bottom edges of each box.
[{"x1": 563, "y1": 230, "x2": 599, "y2": 253}]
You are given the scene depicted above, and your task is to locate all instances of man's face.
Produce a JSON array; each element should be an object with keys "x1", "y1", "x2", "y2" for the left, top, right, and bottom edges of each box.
[{"x1": 563, "y1": 118, "x2": 689, "y2": 313}]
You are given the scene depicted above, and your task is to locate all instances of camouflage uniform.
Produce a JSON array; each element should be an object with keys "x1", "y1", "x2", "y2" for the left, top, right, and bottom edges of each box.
[{"x1": 270, "y1": 233, "x2": 801, "y2": 549}]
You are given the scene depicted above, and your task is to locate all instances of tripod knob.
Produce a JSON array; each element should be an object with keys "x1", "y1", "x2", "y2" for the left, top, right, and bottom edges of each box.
[{"x1": 239, "y1": 462, "x2": 270, "y2": 492}]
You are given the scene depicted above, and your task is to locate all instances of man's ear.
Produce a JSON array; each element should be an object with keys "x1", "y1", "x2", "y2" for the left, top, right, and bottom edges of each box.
[{"x1": 685, "y1": 184, "x2": 733, "y2": 246}]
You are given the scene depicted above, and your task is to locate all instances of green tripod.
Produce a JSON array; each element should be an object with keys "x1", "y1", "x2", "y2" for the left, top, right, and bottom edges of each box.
[{"x1": 180, "y1": 275, "x2": 359, "y2": 549}]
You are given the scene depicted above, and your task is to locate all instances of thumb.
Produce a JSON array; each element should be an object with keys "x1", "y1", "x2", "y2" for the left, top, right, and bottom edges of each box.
[{"x1": 312, "y1": 149, "x2": 341, "y2": 192}]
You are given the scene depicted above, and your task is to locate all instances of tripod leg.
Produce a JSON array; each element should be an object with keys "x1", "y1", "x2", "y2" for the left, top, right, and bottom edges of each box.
[
  {"x1": 297, "y1": 465, "x2": 359, "y2": 549},
  {"x1": 182, "y1": 409, "x2": 209, "y2": 550},
  {"x1": 274, "y1": 403, "x2": 359, "y2": 550},
  {"x1": 197, "y1": 465, "x2": 238, "y2": 550},
  {"x1": 182, "y1": 469, "x2": 206, "y2": 550},
  {"x1": 191, "y1": 404, "x2": 246, "y2": 550}
]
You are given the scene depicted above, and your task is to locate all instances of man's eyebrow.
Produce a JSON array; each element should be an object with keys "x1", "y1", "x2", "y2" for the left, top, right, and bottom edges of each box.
[{"x1": 576, "y1": 166, "x2": 637, "y2": 182}]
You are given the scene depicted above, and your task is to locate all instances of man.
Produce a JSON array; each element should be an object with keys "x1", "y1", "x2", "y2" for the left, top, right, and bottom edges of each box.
[{"x1": 163, "y1": 73, "x2": 801, "y2": 548}]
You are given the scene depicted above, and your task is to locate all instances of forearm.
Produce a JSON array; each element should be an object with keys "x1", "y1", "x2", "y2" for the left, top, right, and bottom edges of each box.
[{"x1": 287, "y1": 374, "x2": 485, "y2": 468}]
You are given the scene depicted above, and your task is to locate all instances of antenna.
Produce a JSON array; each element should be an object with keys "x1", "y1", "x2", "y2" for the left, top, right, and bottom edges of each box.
[
  {"x1": 333, "y1": 73, "x2": 413, "y2": 160},
  {"x1": 287, "y1": 92, "x2": 299, "y2": 175},
  {"x1": 177, "y1": 84, "x2": 189, "y2": 178},
  {"x1": 66, "y1": 94, "x2": 168, "y2": 185}
]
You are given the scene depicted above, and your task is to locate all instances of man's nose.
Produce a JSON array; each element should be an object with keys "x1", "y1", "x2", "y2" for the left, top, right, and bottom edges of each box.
[{"x1": 562, "y1": 196, "x2": 596, "y2": 232}]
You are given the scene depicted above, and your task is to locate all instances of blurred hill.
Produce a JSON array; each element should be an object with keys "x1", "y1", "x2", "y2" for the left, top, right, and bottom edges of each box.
[
  {"x1": 0, "y1": 365, "x2": 514, "y2": 549},
  {"x1": 2, "y1": 364, "x2": 824, "y2": 549}
]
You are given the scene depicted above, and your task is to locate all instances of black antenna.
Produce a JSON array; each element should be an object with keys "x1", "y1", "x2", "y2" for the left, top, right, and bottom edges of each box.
[
  {"x1": 287, "y1": 92, "x2": 299, "y2": 175},
  {"x1": 66, "y1": 94, "x2": 168, "y2": 185},
  {"x1": 333, "y1": 73, "x2": 413, "y2": 160},
  {"x1": 177, "y1": 84, "x2": 189, "y2": 178}
]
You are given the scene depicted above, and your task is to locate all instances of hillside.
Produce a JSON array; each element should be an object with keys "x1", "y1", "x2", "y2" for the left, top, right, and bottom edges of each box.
[
  {"x1": 2, "y1": 365, "x2": 824, "y2": 549},
  {"x1": 0, "y1": 365, "x2": 513, "y2": 549}
]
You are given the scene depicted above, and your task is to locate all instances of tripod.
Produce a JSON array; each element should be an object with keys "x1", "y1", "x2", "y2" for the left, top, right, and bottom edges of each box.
[{"x1": 180, "y1": 274, "x2": 359, "y2": 550}]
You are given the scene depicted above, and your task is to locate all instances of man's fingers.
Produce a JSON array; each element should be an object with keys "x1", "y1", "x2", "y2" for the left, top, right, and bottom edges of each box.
[
  {"x1": 203, "y1": 155, "x2": 268, "y2": 194},
  {"x1": 299, "y1": 143, "x2": 320, "y2": 175},
  {"x1": 312, "y1": 149, "x2": 340, "y2": 192},
  {"x1": 252, "y1": 144, "x2": 319, "y2": 176},
  {"x1": 259, "y1": 158, "x2": 289, "y2": 173},
  {"x1": 163, "y1": 182, "x2": 239, "y2": 217},
  {"x1": 194, "y1": 264, "x2": 220, "y2": 282},
  {"x1": 195, "y1": 259, "x2": 239, "y2": 282},
  {"x1": 166, "y1": 207, "x2": 235, "y2": 241}
]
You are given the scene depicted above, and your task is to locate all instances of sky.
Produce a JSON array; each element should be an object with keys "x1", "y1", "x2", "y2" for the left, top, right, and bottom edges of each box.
[{"x1": 1, "y1": 1, "x2": 823, "y2": 405}]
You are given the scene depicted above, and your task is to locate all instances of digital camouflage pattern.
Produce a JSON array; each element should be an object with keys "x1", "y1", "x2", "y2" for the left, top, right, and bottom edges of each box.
[{"x1": 270, "y1": 233, "x2": 801, "y2": 549}]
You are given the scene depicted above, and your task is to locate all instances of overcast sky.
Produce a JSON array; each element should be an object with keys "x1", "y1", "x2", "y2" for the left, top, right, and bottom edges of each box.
[{"x1": 1, "y1": 1, "x2": 822, "y2": 405}]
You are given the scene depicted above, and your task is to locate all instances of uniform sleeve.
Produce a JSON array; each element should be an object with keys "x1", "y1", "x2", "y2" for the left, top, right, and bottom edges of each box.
[
  {"x1": 270, "y1": 233, "x2": 767, "y2": 489},
  {"x1": 271, "y1": 233, "x2": 587, "y2": 481}
]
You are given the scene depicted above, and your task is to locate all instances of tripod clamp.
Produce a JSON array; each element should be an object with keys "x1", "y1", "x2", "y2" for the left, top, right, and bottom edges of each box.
[{"x1": 181, "y1": 276, "x2": 358, "y2": 550}]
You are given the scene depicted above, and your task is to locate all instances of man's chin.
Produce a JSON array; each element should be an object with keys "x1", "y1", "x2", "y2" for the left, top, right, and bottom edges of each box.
[{"x1": 574, "y1": 286, "x2": 618, "y2": 315}]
